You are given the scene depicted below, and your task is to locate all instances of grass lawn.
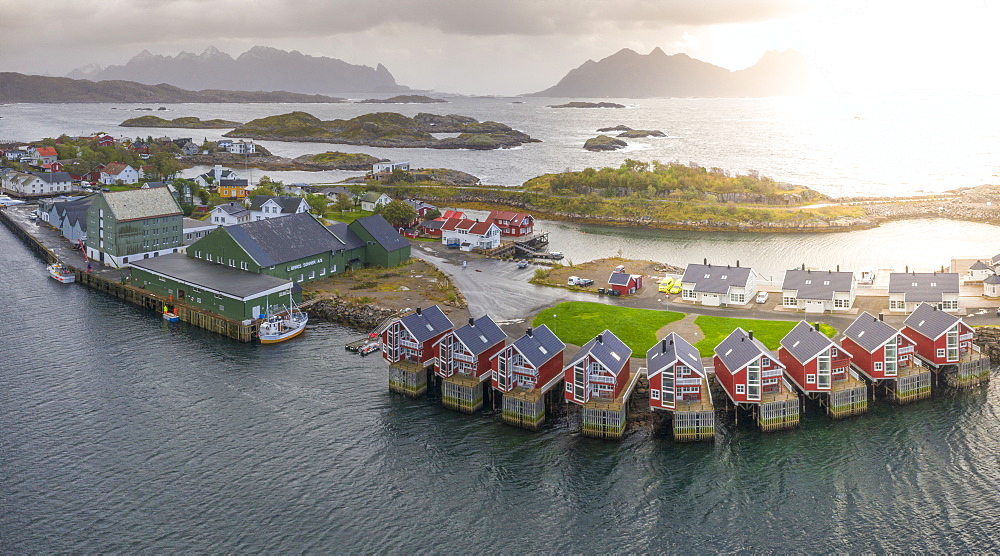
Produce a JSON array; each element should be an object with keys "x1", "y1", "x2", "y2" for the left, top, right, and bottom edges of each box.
[
  {"x1": 324, "y1": 209, "x2": 374, "y2": 223},
  {"x1": 693, "y1": 315, "x2": 836, "y2": 357},
  {"x1": 532, "y1": 301, "x2": 684, "y2": 354}
]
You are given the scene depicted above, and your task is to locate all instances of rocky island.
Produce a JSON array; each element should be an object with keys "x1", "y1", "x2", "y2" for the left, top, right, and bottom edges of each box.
[
  {"x1": 617, "y1": 129, "x2": 666, "y2": 138},
  {"x1": 549, "y1": 101, "x2": 625, "y2": 108},
  {"x1": 584, "y1": 135, "x2": 627, "y2": 151},
  {"x1": 597, "y1": 125, "x2": 633, "y2": 132},
  {"x1": 357, "y1": 95, "x2": 446, "y2": 103},
  {"x1": 120, "y1": 115, "x2": 242, "y2": 128},
  {"x1": 224, "y1": 111, "x2": 539, "y2": 150}
]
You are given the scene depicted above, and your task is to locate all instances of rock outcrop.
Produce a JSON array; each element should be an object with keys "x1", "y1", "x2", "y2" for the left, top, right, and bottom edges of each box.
[{"x1": 584, "y1": 135, "x2": 627, "y2": 151}]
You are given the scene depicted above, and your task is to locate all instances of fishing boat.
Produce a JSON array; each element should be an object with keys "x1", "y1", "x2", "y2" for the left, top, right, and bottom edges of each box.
[
  {"x1": 359, "y1": 341, "x2": 380, "y2": 356},
  {"x1": 258, "y1": 297, "x2": 308, "y2": 344},
  {"x1": 46, "y1": 263, "x2": 75, "y2": 283}
]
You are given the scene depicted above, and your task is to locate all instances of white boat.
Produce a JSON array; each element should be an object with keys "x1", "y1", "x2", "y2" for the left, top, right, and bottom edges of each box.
[
  {"x1": 0, "y1": 195, "x2": 25, "y2": 207},
  {"x1": 46, "y1": 263, "x2": 75, "y2": 283},
  {"x1": 258, "y1": 297, "x2": 308, "y2": 344}
]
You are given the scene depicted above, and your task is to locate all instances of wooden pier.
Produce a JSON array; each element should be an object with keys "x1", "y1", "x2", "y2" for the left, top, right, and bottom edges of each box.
[
  {"x1": 820, "y1": 372, "x2": 869, "y2": 419},
  {"x1": 579, "y1": 370, "x2": 642, "y2": 439},
  {"x1": 945, "y1": 348, "x2": 990, "y2": 388},
  {"x1": 670, "y1": 376, "x2": 716, "y2": 441},
  {"x1": 500, "y1": 373, "x2": 564, "y2": 430},
  {"x1": 388, "y1": 359, "x2": 430, "y2": 398},
  {"x1": 441, "y1": 373, "x2": 490, "y2": 413},
  {"x1": 756, "y1": 386, "x2": 801, "y2": 432},
  {"x1": 887, "y1": 365, "x2": 933, "y2": 403}
]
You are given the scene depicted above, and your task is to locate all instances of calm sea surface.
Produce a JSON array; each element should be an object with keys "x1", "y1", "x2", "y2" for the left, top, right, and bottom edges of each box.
[{"x1": 2, "y1": 97, "x2": 1000, "y2": 551}]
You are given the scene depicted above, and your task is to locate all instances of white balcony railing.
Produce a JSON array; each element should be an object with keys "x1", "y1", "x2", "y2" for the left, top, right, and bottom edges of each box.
[
  {"x1": 762, "y1": 369, "x2": 784, "y2": 378},
  {"x1": 676, "y1": 377, "x2": 702, "y2": 386},
  {"x1": 898, "y1": 346, "x2": 914, "y2": 355}
]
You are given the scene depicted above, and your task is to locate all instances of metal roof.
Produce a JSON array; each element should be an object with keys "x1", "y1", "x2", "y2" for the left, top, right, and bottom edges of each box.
[
  {"x1": 903, "y1": 302, "x2": 961, "y2": 340},
  {"x1": 249, "y1": 195, "x2": 306, "y2": 213},
  {"x1": 103, "y1": 187, "x2": 181, "y2": 222},
  {"x1": 325, "y1": 222, "x2": 366, "y2": 250},
  {"x1": 780, "y1": 321, "x2": 836, "y2": 364},
  {"x1": 399, "y1": 305, "x2": 453, "y2": 343},
  {"x1": 215, "y1": 202, "x2": 249, "y2": 217},
  {"x1": 452, "y1": 315, "x2": 507, "y2": 356},
  {"x1": 781, "y1": 269, "x2": 854, "y2": 300},
  {"x1": 969, "y1": 260, "x2": 991, "y2": 271},
  {"x1": 354, "y1": 214, "x2": 410, "y2": 252},
  {"x1": 130, "y1": 253, "x2": 291, "y2": 300},
  {"x1": 607, "y1": 272, "x2": 636, "y2": 286},
  {"x1": 566, "y1": 330, "x2": 631, "y2": 376},
  {"x1": 509, "y1": 325, "x2": 564, "y2": 368},
  {"x1": 985, "y1": 274, "x2": 1000, "y2": 285},
  {"x1": 681, "y1": 263, "x2": 753, "y2": 294},
  {"x1": 31, "y1": 171, "x2": 72, "y2": 184},
  {"x1": 843, "y1": 311, "x2": 901, "y2": 353},
  {"x1": 224, "y1": 212, "x2": 345, "y2": 267},
  {"x1": 714, "y1": 328, "x2": 781, "y2": 374},
  {"x1": 888, "y1": 272, "x2": 959, "y2": 302},
  {"x1": 646, "y1": 332, "x2": 704, "y2": 378}
]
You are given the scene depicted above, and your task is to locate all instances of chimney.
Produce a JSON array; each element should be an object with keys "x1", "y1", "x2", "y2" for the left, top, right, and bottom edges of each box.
[
  {"x1": 727, "y1": 264, "x2": 731, "y2": 269},
  {"x1": 469, "y1": 317, "x2": 475, "y2": 326},
  {"x1": 416, "y1": 307, "x2": 422, "y2": 315},
  {"x1": 879, "y1": 313, "x2": 883, "y2": 321},
  {"x1": 704, "y1": 258, "x2": 707, "y2": 265},
  {"x1": 526, "y1": 327, "x2": 533, "y2": 337},
  {"x1": 736, "y1": 260, "x2": 740, "y2": 267},
  {"x1": 661, "y1": 338, "x2": 667, "y2": 353},
  {"x1": 597, "y1": 334, "x2": 604, "y2": 344},
  {"x1": 837, "y1": 265, "x2": 840, "y2": 272},
  {"x1": 814, "y1": 323, "x2": 820, "y2": 331},
  {"x1": 748, "y1": 330, "x2": 754, "y2": 341}
]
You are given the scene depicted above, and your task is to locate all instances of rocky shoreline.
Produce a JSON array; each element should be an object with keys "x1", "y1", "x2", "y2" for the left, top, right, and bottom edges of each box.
[
  {"x1": 179, "y1": 151, "x2": 384, "y2": 172},
  {"x1": 305, "y1": 297, "x2": 399, "y2": 331}
]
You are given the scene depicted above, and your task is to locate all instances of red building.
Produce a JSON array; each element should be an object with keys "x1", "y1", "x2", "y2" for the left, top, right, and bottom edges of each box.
[
  {"x1": 381, "y1": 306, "x2": 454, "y2": 366},
  {"x1": 418, "y1": 219, "x2": 444, "y2": 238},
  {"x1": 778, "y1": 321, "x2": 852, "y2": 393},
  {"x1": 646, "y1": 332, "x2": 706, "y2": 410},
  {"x1": 564, "y1": 330, "x2": 632, "y2": 404},
  {"x1": 69, "y1": 163, "x2": 104, "y2": 183},
  {"x1": 841, "y1": 312, "x2": 917, "y2": 381},
  {"x1": 901, "y1": 302, "x2": 975, "y2": 368},
  {"x1": 713, "y1": 328, "x2": 789, "y2": 404},
  {"x1": 434, "y1": 315, "x2": 506, "y2": 380},
  {"x1": 438, "y1": 210, "x2": 467, "y2": 221},
  {"x1": 95, "y1": 135, "x2": 115, "y2": 147},
  {"x1": 487, "y1": 210, "x2": 534, "y2": 237},
  {"x1": 491, "y1": 325, "x2": 565, "y2": 393},
  {"x1": 607, "y1": 271, "x2": 642, "y2": 296}
]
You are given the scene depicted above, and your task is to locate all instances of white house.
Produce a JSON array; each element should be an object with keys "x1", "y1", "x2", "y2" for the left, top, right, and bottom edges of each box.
[
  {"x1": 372, "y1": 161, "x2": 410, "y2": 175},
  {"x1": 2, "y1": 171, "x2": 74, "y2": 196},
  {"x1": 888, "y1": 272, "x2": 960, "y2": 313},
  {"x1": 781, "y1": 269, "x2": 856, "y2": 313},
  {"x1": 984, "y1": 274, "x2": 1000, "y2": 297},
  {"x1": 248, "y1": 195, "x2": 309, "y2": 221},
  {"x1": 182, "y1": 217, "x2": 219, "y2": 245},
  {"x1": 360, "y1": 191, "x2": 392, "y2": 212},
  {"x1": 966, "y1": 260, "x2": 993, "y2": 282},
  {"x1": 208, "y1": 202, "x2": 251, "y2": 226},
  {"x1": 100, "y1": 163, "x2": 139, "y2": 185},
  {"x1": 440, "y1": 218, "x2": 501, "y2": 251},
  {"x1": 227, "y1": 140, "x2": 256, "y2": 155},
  {"x1": 193, "y1": 165, "x2": 239, "y2": 188},
  {"x1": 680, "y1": 262, "x2": 757, "y2": 306}
]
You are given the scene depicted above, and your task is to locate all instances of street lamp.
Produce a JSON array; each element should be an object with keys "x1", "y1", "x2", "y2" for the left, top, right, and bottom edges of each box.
[{"x1": 553, "y1": 314, "x2": 557, "y2": 335}]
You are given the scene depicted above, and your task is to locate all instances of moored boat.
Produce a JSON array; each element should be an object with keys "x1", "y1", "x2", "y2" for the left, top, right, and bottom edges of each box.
[
  {"x1": 47, "y1": 263, "x2": 75, "y2": 283},
  {"x1": 258, "y1": 299, "x2": 308, "y2": 344}
]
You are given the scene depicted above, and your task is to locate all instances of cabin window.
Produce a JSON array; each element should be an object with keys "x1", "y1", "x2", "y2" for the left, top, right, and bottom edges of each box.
[
  {"x1": 890, "y1": 300, "x2": 905, "y2": 310},
  {"x1": 783, "y1": 296, "x2": 797, "y2": 307},
  {"x1": 817, "y1": 353, "x2": 831, "y2": 388},
  {"x1": 946, "y1": 329, "x2": 959, "y2": 361},
  {"x1": 831, "y1": 348, "x2": 838, "y2": 357},
  {"x1": 806, "y1": 374, "x2": 816, "y2": 384},
  {"x1": 730, "y1": 293, "x2": 745, "y2": 304},
  {"x1": 874, "y1": 362, "x2": 883, "y2": 371},
  {"x1": 937, "y1": 348, "x2": 946, "y2": 358},
  {"x1": 834, "y1": 299, "x2": 850, "y2": 308},
  {"x1": 942, "y1": 300, "x2": 958, "y2": 310},
  {"x1": 565, "y1": 382, "x2": 572, "y2": 392},
  {"x1": 761, "y1": 358, "x2": 770, "y2": 366},
  {"x1": 651, "y1": 389, "x2": 660, "y2": 400},
  {"x1": 736, "y1": 384, "x2": 745, "y2": 395},
  {"x1": 746, "y1": 361, "x2": 761, "y2": 399},
  {"x1": 682, "y1": 289, "x2": 694, "y2": 299}
]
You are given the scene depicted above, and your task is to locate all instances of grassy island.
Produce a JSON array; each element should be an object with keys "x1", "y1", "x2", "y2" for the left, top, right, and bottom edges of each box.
[{"x1": 120, "y1": 115, "x2": 242, "y2": 128}]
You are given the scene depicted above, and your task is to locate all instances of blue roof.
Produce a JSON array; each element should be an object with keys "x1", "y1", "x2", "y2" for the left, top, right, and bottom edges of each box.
[
  {"x1": 646, "y1": 332, "x2": 703, "y2": 378},
  {"x1": 509, "y1": 325, "x2": 564, "y2": 368},
  {"x1": 399, "y1": 305, "x2": 453, "y2": 343},
  {"x1": 452, "y1": 315, "x2": 507, "y2": 356},
  {"x1": 567, "y1": 329, "x2": 631, "y2": 376}
]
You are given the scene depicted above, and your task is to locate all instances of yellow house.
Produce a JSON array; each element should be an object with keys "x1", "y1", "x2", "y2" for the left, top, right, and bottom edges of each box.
[{"x1": 217, "y1": 178, "x2": 249, "y2": 199}]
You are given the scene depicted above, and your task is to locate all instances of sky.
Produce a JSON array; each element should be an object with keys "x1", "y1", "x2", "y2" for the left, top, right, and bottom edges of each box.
[{"x1": 2, "y1": 0, "x2": 999, "y2": 96}]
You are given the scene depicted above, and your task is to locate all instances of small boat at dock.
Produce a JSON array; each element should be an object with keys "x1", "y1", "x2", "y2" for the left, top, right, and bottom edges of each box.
[
  {"x1": 359, "y1": 341, "x2": 380, "y2": 356},
  {"x1": 47, "y1": 263, "x2": 75, "y2": 283},
  {"x1": 258, "y1": 298, "x2": 308, "y2": 344}
]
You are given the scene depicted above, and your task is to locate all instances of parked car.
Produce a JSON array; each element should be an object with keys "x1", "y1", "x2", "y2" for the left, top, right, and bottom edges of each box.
[
  {"x1": 549, "y1": 251, "x2": 564, "y2": 259},
  {"x1": 756, "y1": 291, "x2": 769, "y2": 304},
  {"x1": 568, "y1": 276, "x2": 594, "y2": 286},
  {"x1": 658, "y1": 278, "x2": 674, "y2": 292}
]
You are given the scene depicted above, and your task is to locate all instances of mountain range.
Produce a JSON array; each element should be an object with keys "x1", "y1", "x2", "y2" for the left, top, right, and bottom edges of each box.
[
  {"x1": 529, "y1": 48, "x2": 814, "y2": 97},
  {"x1": 67, "y1": 46, "x2": 408, "y2": 94}
]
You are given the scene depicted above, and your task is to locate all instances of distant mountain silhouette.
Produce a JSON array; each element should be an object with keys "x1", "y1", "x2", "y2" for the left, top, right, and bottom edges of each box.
[
  {"x1": 528, "y1": 48, "x2": 813, "y2": 98},
  {"x1": 0, "y1": 72, "x2": 346, "y2": 103},
  {"x1": 67, "y1": 46, "x2": 408, "y2": 94}
]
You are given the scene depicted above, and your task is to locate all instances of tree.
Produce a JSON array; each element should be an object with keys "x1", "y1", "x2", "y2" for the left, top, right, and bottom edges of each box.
[
  {"x1": 423, "y1": 208, "x2": 441, "y2": 221},
  {"x1": 378, "y1": 200, "x2": 417, "y2": 228},
  {"x1": 335, "y1": 192, "x2": 354, "y2": 212},
  {"x1": 304, "y1": 193, "x2": 329, "y2": 216},
  {"x1": 148, "y1": 151, "x2": 182, "y2": 180}
]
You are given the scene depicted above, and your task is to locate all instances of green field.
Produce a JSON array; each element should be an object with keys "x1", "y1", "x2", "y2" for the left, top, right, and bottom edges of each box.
[
  {"x1": 324, "y1": 209, "x2": 373, "y2": 223},
  {"x1": 693, "y1": 315, "x2": 836, "y2": 357},
  {"x1": 532, "y1": 302, "x2": 684, "y2": 354}
]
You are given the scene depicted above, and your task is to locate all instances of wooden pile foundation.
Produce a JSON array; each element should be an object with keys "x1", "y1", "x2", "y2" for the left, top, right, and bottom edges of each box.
[
  {"x1": 756, "y1": 398, "x2": 800, "y2": 432},
  {"x1": 945, "y1": 355, "x2": 990, "y2": 388},
  {"x1": 672, "y1": 409, "x2": 715, "y2": 441},
  {"x1": 579, "y1": 371, "x2": 641, "y2": 439},
  {"x1": 389, "y1": 360, "x2": 429, "y2": 398},
  {"x1": 888, "y1": 369, "x2": 932, "y2": 403},
  {"x1": 441, "y1": 374, "x2": 486, "y2": 413}
]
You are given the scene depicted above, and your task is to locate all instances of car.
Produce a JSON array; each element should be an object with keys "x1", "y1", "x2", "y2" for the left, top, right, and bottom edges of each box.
[
  {"x1": 658, "y1": 278, "x2": 674, "y2": 292},
  {"x1": 669, "y1": 285, "x2": 682, "y2": 294},
  {"x1": 568, "y1": 276, "x2": 594, "y2": 286},
  {"x1": 756, "y1": 291, "x2": 769, "y2": 304}
]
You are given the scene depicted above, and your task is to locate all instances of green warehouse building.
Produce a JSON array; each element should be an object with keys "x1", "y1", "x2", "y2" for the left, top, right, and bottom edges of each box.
[{"x1": 85, "y1": 188, "x2": 184, "y2": 267}]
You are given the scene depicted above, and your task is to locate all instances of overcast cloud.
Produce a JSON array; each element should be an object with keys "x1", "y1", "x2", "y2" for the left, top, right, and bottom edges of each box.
[{"x1": 2, "y1": 0, "x2": 997, "y2": 95}]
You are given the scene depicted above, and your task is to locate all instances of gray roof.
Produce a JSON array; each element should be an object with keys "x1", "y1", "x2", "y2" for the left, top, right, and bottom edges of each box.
[
  {"x1": 32, "y1": 171, "x2": 72, "y2": 183},
  {"x1": 714, "y1": 328, "x2": 782, "y2": 374},
  {"x1": 843, "y1": 312, "x2": 903, "y2": 353},
  {"x1": 404, "y1": 198, "x2": 435, "y2": 211},
  {"x1": 223, "y1": 212, "x2": 345, "y2": 267},
  {"x1": 970, "y1": 260, "x2": 991, "y2": 270},
  {"x1": 249, "y1": 195, "x2": 306, "y2": 213},
  {"x1": 103, "y1": 187, "x2": 181, "y2": 222},
  {"x1": 903, "y1": 302, "x2": 961, "y2": 340},
  {"x1": 508, "y1": 325, "x2": 564, "y2": 368},
  {"x1": 130, "y1": 253, "x2": 290, "y2": 300},
  {"x1": 183, "y1": 217, "x2": 216, "y2": 230},
  {"x1": 420, "y1": 219, "x2": 444, "y2": 230},
  {"x1": 681, "y1": 263, "x2": 753, "y2": 294},
  {"x1": 325, "y1": 222, "x2": 366, "y2": 251},
  {"x1": 218, "y1": 178, "x2": 249, "y2": 187},
  {"x1": 782, "y1": 269, "x2": 854, "y2": 300},
  {"x1": 780, "y1": 321, "x2": 836, "y2": 364},
  {"x1": 360, "y1": 191, "x2": 389, "y2": 203},
  {"x1": 54, "y1": 194, "x2": 96, "y2": 229},
  {"x1": 646, "y1": 332, "x2": 704, "y2": 378},
  {"x1": 399, "y1": 305, "x2": 453, "y2": 343},
  {"x1": 566, "y1": 330, "x2": 631, "y2": 376},
  {"x1": 888, "y1": 272, "x2": 960, "y2": 302},
  {"x1": 992, "y1": 253, "x2": 1000, "y2": 266},
  {"x1": 985, "y1": 274, "x2": 1000, "y2": 285},
  {"x1": 143, "y1": 181, "x2": 167, "y2": 188},
  {"x1": 315, "y1": 186, "x2": 354, "y2": 198},
  {"x1": 608, "y1": 272, "x2": 635, "y2": 286},
  {"x1": 452, "y1": 315, "x2": 507, "y2": 356},
  {"x1": 354, "y1": 214, "x2": 410, "y2": 252},
  {"x1": 216, "y1": 202, "x2": 249, "y2": 217}
]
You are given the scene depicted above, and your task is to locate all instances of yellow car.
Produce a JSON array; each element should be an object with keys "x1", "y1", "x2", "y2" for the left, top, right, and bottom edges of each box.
[
  {"x1": 669, "y1": 285, "x2": 682, "y2": 294},
  {"x1": 658, "y1": 278, "x2": 674, "y2": 292}
]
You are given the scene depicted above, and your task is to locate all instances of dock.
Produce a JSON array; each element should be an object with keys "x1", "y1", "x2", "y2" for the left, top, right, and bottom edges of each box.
[
  {"x1": 441, "y1": 372, "x2": 491, "y2": 413},
  {"x1": 670, "y1": 376, "x2": 716, "y2": 441},
  {"x1": 755, "y1": 384, "x2": 801, "y2": 432},
  {"x1": 579, "y1": 369, "x2": 643, "y2": 439},
  {"x1": 500, "y1": 373, "x2": 565, "y2": 430}
]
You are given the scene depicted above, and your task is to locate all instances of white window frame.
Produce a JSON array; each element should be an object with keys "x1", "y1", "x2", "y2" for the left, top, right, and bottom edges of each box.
[
  {"x1": 651, "y1": 389, "x2": 660, "y2": 400},
  {"x1": 736, "y1": 384, "x2": 745, "y2": 395},
  {"x1": 806, "y1": 374, "x2": 816, "y2": 384}
]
